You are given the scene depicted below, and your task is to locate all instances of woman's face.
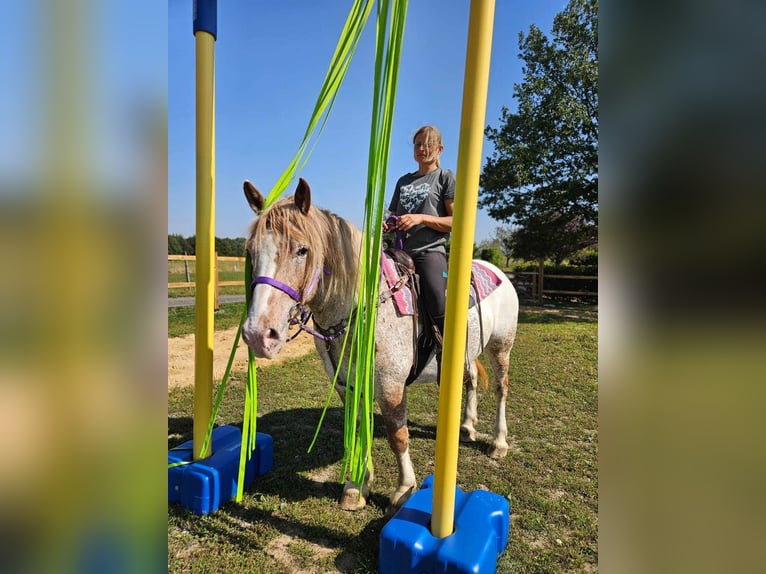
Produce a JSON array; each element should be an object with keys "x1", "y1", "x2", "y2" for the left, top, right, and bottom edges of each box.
[{"x1": 413, "y1": 135, "x2": 442, "y2": 165}]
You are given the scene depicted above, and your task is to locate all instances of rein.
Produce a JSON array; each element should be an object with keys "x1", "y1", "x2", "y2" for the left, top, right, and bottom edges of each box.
[{"x1": 385, "y1": 214, "x2": 405, "y2": 249}]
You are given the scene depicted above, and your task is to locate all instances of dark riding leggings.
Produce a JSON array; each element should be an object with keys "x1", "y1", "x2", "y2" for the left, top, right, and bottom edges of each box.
[{"x1": 411, "y1": 249, "x2": 448, "y2": 335}]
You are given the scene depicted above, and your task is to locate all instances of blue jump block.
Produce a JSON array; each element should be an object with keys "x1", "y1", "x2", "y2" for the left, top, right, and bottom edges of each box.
[
  {"x1": 379, "y1": 474, "x2": 510, "y2": 574},
  {"x1": 168, "y1": 425, "x2": 273, "y2": 515}
]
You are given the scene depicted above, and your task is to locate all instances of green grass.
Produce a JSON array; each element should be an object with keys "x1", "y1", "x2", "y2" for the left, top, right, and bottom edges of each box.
[
  {"x1": 168, "y1": 285, "x2": 245, "y2": 298},
  {"x1": 168, "y1": 303, "x2": 246, "y2": 338},
  {"x1": 168, "y1": 303, "x2": 598, "y2": 573}
]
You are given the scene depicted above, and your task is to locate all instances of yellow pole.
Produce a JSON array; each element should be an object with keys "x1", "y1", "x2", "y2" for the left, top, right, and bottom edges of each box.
[
  {"x1": 193, "y1": 30, "x2": 216, "y2": 460},
  {"x1": 431, "y1": 0, "x2": 496, "y2": 538}
]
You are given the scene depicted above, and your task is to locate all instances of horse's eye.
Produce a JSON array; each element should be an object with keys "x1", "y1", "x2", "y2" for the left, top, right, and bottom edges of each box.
[{"x1": 296, "y1": 246, "x2": 309, "y2": 257}]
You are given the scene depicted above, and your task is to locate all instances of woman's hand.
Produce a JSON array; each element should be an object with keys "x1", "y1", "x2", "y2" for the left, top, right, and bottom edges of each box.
[
  {"x1": 382, "y1": 215, "x2": 398, "y2": 233},
  {"x1": 394, "y1": 213, "x2": 424, "y2": 231}
]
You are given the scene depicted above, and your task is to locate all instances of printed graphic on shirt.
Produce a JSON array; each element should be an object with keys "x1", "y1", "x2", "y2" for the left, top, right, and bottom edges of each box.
[{"x1": 399, "y1": 182, "x2": 431, "y2": 213}]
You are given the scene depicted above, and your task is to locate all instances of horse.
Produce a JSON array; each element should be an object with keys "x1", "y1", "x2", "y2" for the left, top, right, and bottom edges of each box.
[{"x1": 241, "y1": 177, "x2": 519, "y2": 511}]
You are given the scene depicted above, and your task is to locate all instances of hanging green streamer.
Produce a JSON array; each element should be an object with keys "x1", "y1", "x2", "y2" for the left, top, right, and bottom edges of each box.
[
  {"x1": 236, "y1": 254, "x2": 257, "y2": 501},
  {"x1": 237, "y1": 0, "x2": 379, "y2": 499},
  {"x1": 262, "y1": 0, "x2": 375, "y2": 210},
  {"x1": 339, "y1": 0, "x2": 408, "y2": 493}
]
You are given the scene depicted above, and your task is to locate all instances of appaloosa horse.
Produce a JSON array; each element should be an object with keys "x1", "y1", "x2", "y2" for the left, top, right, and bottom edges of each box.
[{"x1": 241, "y1": 178, "x2": 518, "y2": 510}]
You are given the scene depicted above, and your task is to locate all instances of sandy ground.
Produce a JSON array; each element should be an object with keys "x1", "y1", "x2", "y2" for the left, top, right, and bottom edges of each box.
[{"x1": 168, "y1": 328, "x2": 317, "y2": 388}]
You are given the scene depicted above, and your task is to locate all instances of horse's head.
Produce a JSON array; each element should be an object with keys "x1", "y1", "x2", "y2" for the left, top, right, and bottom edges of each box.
[{"x1": 241, "y1": 178, "x2": 321, "y2": 358}]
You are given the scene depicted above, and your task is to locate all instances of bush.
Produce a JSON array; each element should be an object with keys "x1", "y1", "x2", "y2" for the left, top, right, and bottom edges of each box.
[
  {"x1": 570, "y1": 248, "x2": 598, "y2": 267},
  {"x1": 478, "y1": 246, "x2": 504, "y2": 268}
]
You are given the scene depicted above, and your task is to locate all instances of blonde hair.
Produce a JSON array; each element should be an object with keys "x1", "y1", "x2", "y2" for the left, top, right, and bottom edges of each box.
[{"x1": 413, "y1": 125, "x2": 443, "y2": 168}]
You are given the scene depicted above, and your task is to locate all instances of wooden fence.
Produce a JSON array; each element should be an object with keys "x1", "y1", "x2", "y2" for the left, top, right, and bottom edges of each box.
[
  {"x1": 169, "y1": 255, "x2": 597, "y2": 306},
  {"x1": 168, "y1": 254, "x2": 246, "y2": 308},
  {"x1": 508, "y1": 265, "x2": 597, "y2": 303}
]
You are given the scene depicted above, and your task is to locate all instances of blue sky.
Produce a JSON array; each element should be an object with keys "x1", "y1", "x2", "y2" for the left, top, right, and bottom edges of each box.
[{"x1": 168, "y1": 0, "x2": 565, "y2": 242}]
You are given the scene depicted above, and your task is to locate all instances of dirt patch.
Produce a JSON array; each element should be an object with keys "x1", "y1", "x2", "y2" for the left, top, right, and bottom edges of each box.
[
  {"x1": 265, "y1": 532, "x2": 336, "y2": 574},
  {"x1": 168, "y1": 328, "x2": 317, "y2": 388}
]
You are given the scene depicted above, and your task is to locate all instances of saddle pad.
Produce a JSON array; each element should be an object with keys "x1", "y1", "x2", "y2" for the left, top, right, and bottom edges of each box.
[
  {"x1": 470, "y1": 260, "x2": 503, "y2": 303},
  {"x1": 381, "y1": 253, "x2": 415, "y2": 316}
]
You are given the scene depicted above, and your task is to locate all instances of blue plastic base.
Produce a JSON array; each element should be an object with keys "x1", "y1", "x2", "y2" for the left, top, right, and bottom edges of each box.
[
  {"x1": 168, "y1": 425, "x2": 273, "y2": 515},
  {"x1": 379, "y1": 474, "x2": 510, "y2": 574}
]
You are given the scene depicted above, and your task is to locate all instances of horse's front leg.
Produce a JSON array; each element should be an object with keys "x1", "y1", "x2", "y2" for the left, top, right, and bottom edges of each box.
[
  {"x1": 340, "y1": 462, "x2": 373, "y2": 511},
  {"x1": 378, "y1": 383, "x2": 416, "y2": 510},
  {"x1": 336, "y1": 382, "x2": 375, "y2": 511}
]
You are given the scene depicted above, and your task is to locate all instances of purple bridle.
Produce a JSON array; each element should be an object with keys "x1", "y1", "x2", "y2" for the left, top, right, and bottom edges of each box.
[{"x1": 250, "y1": 267, "x2": 345, "y2": 342}]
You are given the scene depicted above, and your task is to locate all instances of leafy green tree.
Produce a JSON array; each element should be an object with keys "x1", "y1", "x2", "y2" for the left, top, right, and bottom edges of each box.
[
  {"x1": 494, "y1": 226, "x2": 514, "y2": 267},
  {"x1": 168, "y1": 234, "x2": 185, "y2": 255},
  {"x1": 169, "y1": 235, "x2": 248, "y2": 256},
  {"x1": 478, "y1": 246, "x2": 504, "y2": 268},
  {"x1": 509, "y1": 211, "x2": 592, "y2": 264},
  {"x1": 183, "y1": 236, "x2": 196, "y2": 255},
  {"x1": 480, "y1": 0, "x2": 597, "y2": 262}
]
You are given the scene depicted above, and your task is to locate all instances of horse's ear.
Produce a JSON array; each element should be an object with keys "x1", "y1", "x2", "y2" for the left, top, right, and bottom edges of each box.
[
  {"x1": 244, "y1": 180, "x2": 264, "y2": 214},
  {"x1": 294, "y1": 178, "x2": 311, "y2": 215}
]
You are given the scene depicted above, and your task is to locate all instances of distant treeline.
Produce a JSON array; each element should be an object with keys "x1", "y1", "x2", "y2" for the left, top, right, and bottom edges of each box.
[{"x1": 168, "y1": 234, "x2": 247, "y2": 257}]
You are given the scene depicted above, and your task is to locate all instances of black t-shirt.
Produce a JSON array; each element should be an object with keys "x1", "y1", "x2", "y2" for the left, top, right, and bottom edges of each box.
[{"x1": 388, "y1": 168, "x2": 455, "y2": 253}]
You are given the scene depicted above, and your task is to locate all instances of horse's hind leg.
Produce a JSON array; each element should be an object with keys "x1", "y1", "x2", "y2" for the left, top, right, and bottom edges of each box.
[
  {"x1": 486, "y1": 342, "x2": 513, "y2": 459},
  {"x1": 460, "y1": 361, "x2": 478, "y2": 442}
]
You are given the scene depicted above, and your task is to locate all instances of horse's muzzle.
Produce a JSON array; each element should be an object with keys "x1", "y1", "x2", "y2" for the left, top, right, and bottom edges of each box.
[{"x1": 242, "y1": 322, "x2": 285, "y2": 359}]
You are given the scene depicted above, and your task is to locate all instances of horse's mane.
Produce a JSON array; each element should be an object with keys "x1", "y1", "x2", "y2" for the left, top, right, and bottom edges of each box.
[{"x1": 247, "y1": 196, "x2": 360, "y2": 306}]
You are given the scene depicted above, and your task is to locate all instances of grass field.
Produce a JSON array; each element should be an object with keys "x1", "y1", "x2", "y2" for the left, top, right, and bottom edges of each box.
[{"x1": 168, "y1": 303, "x2": 598, "y2": 573}]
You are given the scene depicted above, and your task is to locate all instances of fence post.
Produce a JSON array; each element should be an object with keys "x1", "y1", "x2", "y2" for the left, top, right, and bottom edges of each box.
[
  {"x1": 538, "y1": 259, "x2": 544, "y2": 304},
  {"x1": 214, "y1": 251, "x2": 219, "y2": 311},
  {"x1": 184, "y1": 253, "x2": 191, "y2": 282}
]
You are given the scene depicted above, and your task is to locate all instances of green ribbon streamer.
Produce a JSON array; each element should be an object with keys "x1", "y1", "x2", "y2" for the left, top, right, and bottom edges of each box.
[
  {"x1": 308, "y1": 0, "x2": 408, "y2": 495},
  {"x1": 262, "y1": 0, "x2": 375, "y2": 210},
  {"x1": 342, "y1": 0, "x2": 408, "y2": 492}
]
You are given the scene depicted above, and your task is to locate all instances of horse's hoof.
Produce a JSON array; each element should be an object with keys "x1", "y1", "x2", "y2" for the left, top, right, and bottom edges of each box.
[
  {"x1": 389, "y1": 485, "x2": 416, "y2": 509},
  {"x1": 460, "y1": 426, "x2": 477, "y2": 442},
  {"x1": 340, "y1": 482, "x2": 367, "y2": 511},
  {"x1": 489, "y1": 444, "x2": 509, "y2": 459}
]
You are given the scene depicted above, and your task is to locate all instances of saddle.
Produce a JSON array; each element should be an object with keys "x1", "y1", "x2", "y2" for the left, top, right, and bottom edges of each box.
[
  {"x1": 380, "y1": 249, "x2": 504, "y2": 385},
  {"x1": 380, "y1": 248, "x2": 434, "y2": 385}
]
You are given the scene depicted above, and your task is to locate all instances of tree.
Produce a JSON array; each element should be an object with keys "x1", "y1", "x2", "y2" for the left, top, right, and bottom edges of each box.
[
  {"x1": 494, "y1": 226, "x2": 514, "y2": 267},
  {"x1": 480, "y1": 0, "x2": 597, "y2": 262},
  {"x1": 168, "y1": 234, "x2": 185, "y2": 255},
  {"x1": 509, "y1": 211, "x2": 592, "y2": 264}
]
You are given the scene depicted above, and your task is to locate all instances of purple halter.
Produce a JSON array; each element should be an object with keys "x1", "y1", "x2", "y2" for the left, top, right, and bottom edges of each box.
[
  {"x1": 249, "y1": 267, "x2": 345, "y2": 342},
  {"x1": 250, "y1": 267, "x2": 322, "y2": 303}
]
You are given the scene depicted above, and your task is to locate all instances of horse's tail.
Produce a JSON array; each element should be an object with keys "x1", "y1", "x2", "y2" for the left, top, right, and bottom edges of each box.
[{"x1": 475, "y1": 359, "x2": 489, "y2": 390}]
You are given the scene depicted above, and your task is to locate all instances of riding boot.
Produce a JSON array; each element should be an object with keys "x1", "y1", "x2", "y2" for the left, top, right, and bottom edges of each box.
[
  {"x1": 432, "y1": 315, "x2": 445, "y2": 347},
  {"x1": 432, "y1": 315, "x2": 445, "y2": 383}
]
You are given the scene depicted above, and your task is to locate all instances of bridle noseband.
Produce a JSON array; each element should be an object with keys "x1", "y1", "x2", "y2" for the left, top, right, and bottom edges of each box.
[
  {"x1": 250, "y1": 267, "x2": 346, "y2": 343},
  {"x1": 250, "y1": 275, "x2": 305, "y2": 303}
]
